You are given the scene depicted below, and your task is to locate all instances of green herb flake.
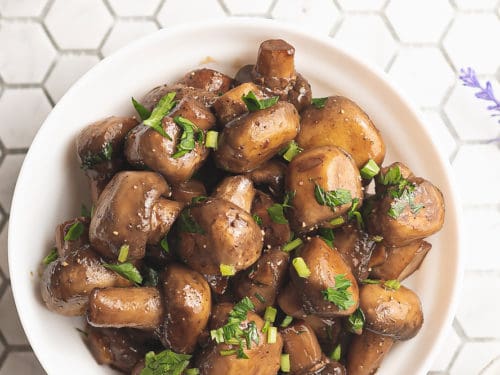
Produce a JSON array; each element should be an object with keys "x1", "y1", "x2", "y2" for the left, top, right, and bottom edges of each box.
[
  {"x1": 103, "y1": 262, "x2": 143, "y2": 284},
  {"x1": 131, "y1": 97, "x2": 151, "y2": 121},
  {"x1": 347, "y1": 308, "x2": 365, "y2": 334},
  {"x1": 279, "y1": 140, "x2": 303, "y2": 162},
  {"x1": 241, "y1": 91, "x2": 279, "y2": 112},
  {"x1": 378, "y1": 165, "x2": 402, "y2": 186},
  {"x1": 330, "y1": 344, "x2": 342, "y2": 362},
  {"x1": 347, "y1": 197, "x2": 364, "y2": 228},
  {"x1": 252, "y1": 214, "x2": 263, "y2": 226},
  {"x1": 387, "y1": 184, "x2": 424, "y2": 219},
  {"x1": 172, "y1": 116, "x2": 204, "y2": 159},
  {"x1": 254, "y1": 292, "x2": 266, "y2": 303},
  {"x1": 282, "y1": 237, "x2": 303, "y2": 253},
  {"x1": 42, "y1": 247, "x2": 58, "y2": 265},
  {"x1": 178, "y1": 209, "x2": 205, "y2": 234},
  {"x1": 280, "y1": 315, "x2": 293, "y2": 328},
  {"x1": 314, "y1": 184, "x2": 352, "y2": 209},
  {"x1": 220, "y1": 264, "x2": 236, "y2": 276},
  {"x1": 81, "y1": 204, "x2": 91, "y2": 218},
  {"x1": 267, "y1": 203, "x2": 288, "y2": 224},
  {"x1": 64, "y1": 221, "x2": 84, "y2": 241},
  {"x1": 384, "y1": 279, "x2": 401, "y2": 291},
  {"x1": 143, "y1": 92, "x2": 177, "y2": 139},
  {"x1": 318, "y1": 228, "x2": 335, "y2": 248},
  {"x1": 292, "y1": 257, "x2": 311, "y2": 278},
  {"x1": 322, "y1": 274, "x2": 355, "y2": 310},
  {"x1": 184, "y1": 369, "x2": 200, "y2": 375},
  {"x1": 140, "y1": 349, "x2": 191, "y2": 375},
  {"x1": 283, "y1": 191, "x2": 296, "y2": 208},
  {"x1": 160, "y1": 236, "x2": 169, "y2": 253},
  {"x1": 191, "y1": 196, "x2": 208, "y2": 204},
  {"x1": 80, "y1": 142, "x2": 113, "y2": 170},
  {"x1": 361, "y1": 279, "x2": 381, "y2": 284},
  {"x1": 311, "y1": 97, "x2": 328, "y2": 109}
]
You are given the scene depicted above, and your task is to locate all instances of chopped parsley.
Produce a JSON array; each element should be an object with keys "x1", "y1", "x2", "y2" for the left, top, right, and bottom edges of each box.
[
  {"x1": 210, "y1": 297, "x2": 259, "y2": 359},
  {"x1": 330, "y1": 344, "x2": 342, "y2": 361},
  {"x1": 42, "y1": 247, "x2": 58, "y2": 265},
  {"x1": 318, "y1": 227, "x2": 335, "y2": 248},
  {"x1": 140, "y1": 349, "x2": 191, "y2": 375},
  {"x1": 103, "y1": 262, "x2": 143, "y2": 284},
  {"x1": 143, "y1": 92, "x2": 177, "y2": 139},
  {"x1": 172, "y1": 116, "x2": 204, "y2": 159},
  {"x1": 131, "y1": 97, "x2": 151, "y2": 121},
  {"x1": 322, "y1": 274, "x2": 355, "y2": 310},
  {"x1": 311, "y1": 97, "x2": 328, "y2": 109},
  {"x1": 241, "y1": 91, "x2": 279, "y2": 112},
  {"x1": 314, "y1": 184, "x2": 352, "y2": 209},
  {"x1": 160, "y1": 236, "x2": 169, "y2": 253},
  {"x1": 347, "y1": 308, "x2": 365, "y2": 334},
  {"x1": 252, "y1": 214, "x2": 263, "y2": 226},
  {"x1": 267, "y1": 203, "x2": 288, "y2": 224},
  {"x1": 81, "y1": 142, "x2": 113, "y2": 170},
  {"x1": 347, "y1": 197, "x2": 364, "y2": 228},
  {"x1": 63, "y1": 221, "x2": 84, "y2": 241},
  {"x1": 178, "y1": 209, "x2": 205, "y2": 234}
]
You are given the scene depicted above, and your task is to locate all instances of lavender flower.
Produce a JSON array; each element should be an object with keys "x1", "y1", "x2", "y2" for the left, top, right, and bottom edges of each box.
[{"x1": 459, "y1": 67, "x2": 500, "y2": 123}]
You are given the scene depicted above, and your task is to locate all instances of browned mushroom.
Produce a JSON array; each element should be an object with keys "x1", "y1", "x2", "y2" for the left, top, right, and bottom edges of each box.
[
  {"x1": 213, "y1": 175, "x2": 255, "y2": 213},
  {"x1": 140, "y1": 83, "x2": 217, "y2": 111},
  {"x1": 212, "y1": 82, "x2": 265, "y2": 125},
  {"x1": 76, "y1": 116, "x2": 138, "y2": 203},
  {"x1": 178, "y1": 68, "x2": 233, "y2": 94},
  {"x1": 245, "y1": 159, "x2": 287, "y2": 197},
  {"x1": 346, "y1": 329, "x2": 394, "y2": 375},
  {"x1": 290, "y1": 237, "x2": 359, "y2": 317},
  {"x1": 41, "y1": 246, "x2": 132, "y2": 316},
  {"x1": 55, "y1": 216, "x2": 90, "y2": 257},
  {"x1": 89, "y1": 171, "x2": 182, "y2": 260},
  {"x1": 370, "y1": 240, "x2": 432, "y2": 281},
  {"x1": 171, "y1": 179, "x2": 207, "y2": 206}
]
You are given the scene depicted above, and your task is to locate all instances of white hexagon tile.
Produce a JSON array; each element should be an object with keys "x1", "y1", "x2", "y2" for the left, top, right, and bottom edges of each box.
[{"x1": 0, "y1": 1, "x2": 498, "y2": 374}]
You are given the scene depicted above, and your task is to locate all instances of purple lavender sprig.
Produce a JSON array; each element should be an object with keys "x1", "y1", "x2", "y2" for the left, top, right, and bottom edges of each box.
[{"x1": 459, "y1": 67, "x2": 500, "y2": 123}]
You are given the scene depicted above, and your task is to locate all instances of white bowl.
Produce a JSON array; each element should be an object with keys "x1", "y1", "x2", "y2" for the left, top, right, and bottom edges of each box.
[{"x1": 8, "y1": 18, "x2": 463, "y2": 375}]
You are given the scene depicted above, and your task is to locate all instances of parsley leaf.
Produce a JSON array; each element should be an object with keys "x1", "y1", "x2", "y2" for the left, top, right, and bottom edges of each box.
[
  {"x1": 64, "y1": 221, "x2": 84, "y2": 241},
  {"x1": 347, "y1": 197, "x2": 364, "y2": 228},
  {"x1": 347, "y1": 308, "x2": 365, "y2": 334},
  {"x1": 314, "y1": 184, "x2": 352, "y2": 209},
  {"x1": 81, "y1": 142, "x2": 113, "y2": 170},
  {"x1": 143, "y1": 92, "x2": 176, "y2": 139},
  {"x1": 318, "y1": 228, "x2": 335, "y2": 248},
  {"x1": 172, "y1": 116, "x2": 204, "y2": 159},
  {"x1": 131, "y1": 97, "x2": 151, "y2": 121},
  {"x1": 283, "y1": 191, "x2": 296, "y2": 208},
  {"x1": 388, "y1": 184, "x2": 424, "y2": 219},
  {"x1": 42, "y1": 247, "x2": 58, "y2": 265},
  {"x1": 241, "y1": 91, "x2": 279, "y2": 112},
  {"x1": 322, "y1": 274, "x2": 355, "y2": 310},
  {"x1": 178, "y1": 209, "x2": 205, "y2": 234},
  {"x1": 160, "y1": 236, "x2": 169, "y2": 253},
  {"x1": 267, "y1": 203, "x2": 288, "y2": 224},
  {"x1": 140, "y1": 349, "x2": 191, "y2": 375},
  {"x1": 378, "y1": 165, "x2": 402, "y2": 186},
  {"x1": 103, "y1": 262, "x2": 143, "y2": 284},
  {"x1": 311, "y1": 97, "x2": 328, "y2": 109},
  {"x1": 252, "y1": 214, "x2": 263, "y2": 226}
]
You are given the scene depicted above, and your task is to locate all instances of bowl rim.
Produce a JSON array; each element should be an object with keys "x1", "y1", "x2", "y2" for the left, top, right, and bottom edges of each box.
[{"x1": 8, "y1": 17, "x2": 464, "y2": 375}]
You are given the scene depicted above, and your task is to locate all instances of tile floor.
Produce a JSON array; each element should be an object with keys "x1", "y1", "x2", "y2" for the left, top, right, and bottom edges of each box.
[{"x1": 0, "y1": 0, "x2": 499, "y2": 374}]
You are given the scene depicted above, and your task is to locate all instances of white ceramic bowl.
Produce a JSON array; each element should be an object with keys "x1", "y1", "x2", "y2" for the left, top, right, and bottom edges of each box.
[{"x1": 9, "y1": 18, "x2": 463, "y2": 375}]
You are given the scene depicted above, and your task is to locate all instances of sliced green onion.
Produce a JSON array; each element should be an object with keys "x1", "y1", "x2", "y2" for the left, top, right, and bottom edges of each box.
[
  {"x1": 254, "y1": 292, "x2": 266, "y2": 303},
  {"x1": 264, "y1": 306, "x2": 277, "y2": 323},
  {"x1": 117, "y1": 244, "x2": 129, "y2": 263},
  {"x1": 64, "y1": 221, "x2": 84, "y2": 241},
  {"x1": 185, "y1": 369, "x2": 200, "y2": 375},
  {"x1": 220, "y1": 263, "x2": 236, "y2": 276},
  {"x1": 361, "y1": 279, "x2": 381, "y2": 284},
  {"x1": 384, "y1": 279, "x2": 401, "y2": 290},
  {"x1": 205, "y1": 130, "x2": 219, "y2": 149},
  {"x1": 280, "y1": 354, "x2": 291, "y2": 372},
  {"x1": 360, "y1": 159, "x2": 380, "y2": 179},
  {"x1": 371, "y1": 235, "x2": 384, "y2": 243},
  {"x1": 280, "y1": 140, "x2": 303, "y2": 162},
  {"x1": 330, "y1": 344, "x2": 342, "y2": 361},
  {"x1": 282, "y1": 238, "x2": 303, "y2": 253},
  {"x1": 280, "y1": 315, "x2": 293, "y2": 328},
  {"x1": 329, "y1": 217, "x2": 345, "y2": 226},
  {"x1": 267, "y1": 326, "x2": 277, "y2": 344},
  {"x1": 292, "y1": 257, "x2": 311, "y2": 278},
  {"x1": 210, "y1": 328, "x2": 224, "y2": 343},
  {"x1": 262, "y1": 320, "x2": 270, "y2": 334},
  {"x1": 220, "y1": 349, "x2": 237, "y2": 356}
]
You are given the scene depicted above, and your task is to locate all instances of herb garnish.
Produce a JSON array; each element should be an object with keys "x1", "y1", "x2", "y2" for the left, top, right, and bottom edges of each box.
[
  {"x1": 254, "y1": 292, "x2": 266, "y2": 303},
  {"x1": 160, "y1": 236, "x2": 169, "y2": 253},
  {"x1": 360, "y1": 159, "x2": 380, "y2": 180},
  {"x1": 172, "y1": 116, "x2": 204, "y2": 158},
  {"x1": 330, "y1": 344, "x2": 342, "y2": 361},
  {"x1": 279, "y1": 140, "x2": 303, "y2": 162},
  {"x1": 311, "y1": 97, "x2": 328, "y2": 109},
  {"x1": 42, "y1": 247, "x2": 58, "y2": 265},
  {"x1": 347, "y1": 198, "x2": 364, "y2": 228},
  {"x1": 117, "y1": 244, "x2": 129, "y2": 263},
  {"x1": 292, "y1": 257, "x2": 311, "y2": 278},
  {"x1": 241, "y1": 91, "x2": 279, "y2": 112},
  {"x1": 210, "y1": 297, "x2": 259, "y2": 359},
  {"x1": 140, "y1": 349, "x2": 191, "y2": 375},
  {"x1": 81, "y1": 142, "x2": 113, "y2": 170},
  {"x1": 103, "y1": 262, "x2": 143, "y2": 284},
  {"x1": 318, "y1": 227, "x2": 335, "y2": 248},
  {"x1": 314, "y1": 184, "x2": 352, "y2": 209},
  {"x1": 143, "y1": 92, "x2": 177, "y2": 139},
  {"x1": 322, "y1": 274, "x2": 354, "y2": 310},
  {"x1": 282, "y1": 237, "x2": 303, "y2": 252},
  {"x1": 131, "y1": 97, "x2": 151, "y2": 121},
  {"x1": 361, "y1": 278, "x2": 401, "y2": 290},
  {"x1": 267, "y1": 203, "x2": 288, "y2": 224},
  {"x1": 347, "y1": 308, "x2": 365, "y2": 334},
  {"x1": 252, "y1": 214, "x2": 263, "y2": 226},
  {"x1": 178, "y1": 209, "x2": 205, "y2": 234},
  {"x1": 64, "y1": 221, "x2": 84, "y2": 241}
]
